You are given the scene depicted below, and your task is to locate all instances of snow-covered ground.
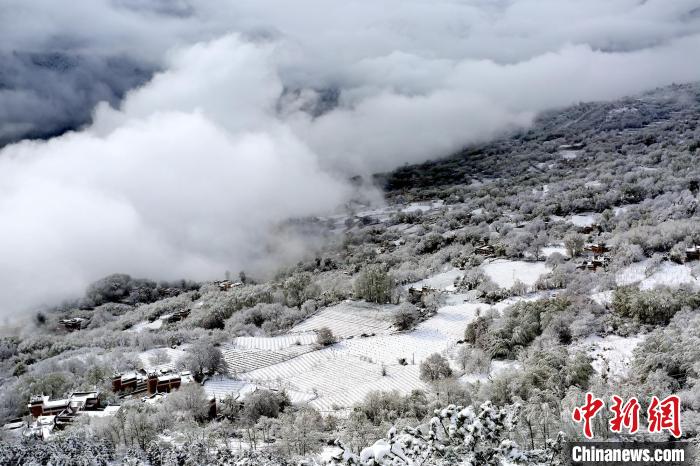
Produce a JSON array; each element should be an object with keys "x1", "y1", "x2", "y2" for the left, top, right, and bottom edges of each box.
[
  {"x1": 129, "y1": 316, "x2": 166, "y2": 333},
  {"x1": 233, "y1": 292, "x2": 490, "y2": 411},
  {"x1": 559, "y1": 150, "x2": 580, "y2": 160},
  {"x1": 138, "y1": 346, "x2": 189, "y2": 372},
  {"x1": 404, "y1": 267, "x2": 463, "y2": 292},
  {"x1": 541, "y1": 245, "x2": 567, "y2": 257},
  {"x1": 616, "y1": 259, "x2": 700, "y2": 289},
  {"x1": 591, "y1": 290, "x2": 613, "y2": 306},
  {"x1": 568, "y1": 213, "x2": 598, "y2": 227},
  {"x1": 481, "y1": 259, "x2": 549, "y2": 289},
  {"x1": 574, "y1": 334, "x2": 644, "y2": 378},
  {"x1": 231, "y1": 333, "x2": 317, "y2": 351},
  {"x1": 400, "y1": 200, "x2": 444, "y2": 213},
  {"x1": 203, "y1": 375, "x2": 258, "y2": 400},
  {"x1": 291, "y1": 301, "x2": 395, "y2": 338}
]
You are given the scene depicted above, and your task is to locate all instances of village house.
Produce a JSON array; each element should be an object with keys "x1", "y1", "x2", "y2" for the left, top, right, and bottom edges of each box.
[
  {"x1": 166, "y1": 309, "x2": 191, "y2": 323},
  {"x1": 576, "y1": 255, "x2": 610, "y2": 271},
  {"x1": 215, "y1": 280, "x2": 243, "y2": 291},
  {"x1": 112, "y1": 369, "x2": 194, "y2": 397},
  {"x1": 28, "y1": 391, "x2": 100, "y2": 418},
  {"x1": 585, "y1": 242, "x2": 610, "y2": 255},
  {"x1": 475, "y1": 244, "x2": 495, "y2": 256},
  {"x1": 58, "y1": 317, "x2": 87, "y2": 331},
  {"x1": 24, "y1": 391, "x2": 121, "y2": 439},
  {"x1": 686, "y1": 244, "x2": 700, "y2": 261},
  {"x1": 112, "y1": 370, "x2": 149, "y2": 394}
]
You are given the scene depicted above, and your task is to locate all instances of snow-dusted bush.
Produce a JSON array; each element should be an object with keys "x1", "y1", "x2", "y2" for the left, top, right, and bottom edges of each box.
[{"x1": 328, "y1": 401, "x2": 565, "y2": 465}]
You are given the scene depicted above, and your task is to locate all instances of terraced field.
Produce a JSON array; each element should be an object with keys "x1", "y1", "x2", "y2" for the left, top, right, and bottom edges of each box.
[
  {"x1": 291, "y1": 301, "x2": 395, "y2": 338},
  {"x1": 222, "y1": 343, "x2": 316, "y2": 375}
]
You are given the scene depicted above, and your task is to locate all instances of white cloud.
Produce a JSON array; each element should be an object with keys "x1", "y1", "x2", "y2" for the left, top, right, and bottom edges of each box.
[{"x1": 2, "y1": 0, "x2": 700, "y2": 314}]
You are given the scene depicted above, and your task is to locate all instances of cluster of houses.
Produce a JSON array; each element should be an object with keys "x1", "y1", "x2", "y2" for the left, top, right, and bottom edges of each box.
[
  {"x1": 576, "y1": 242, "x2": 611, "y2": 271},
  {"x1": 1, "y1": 391, "x2": 119, "y2": 440},
  {"x1": 215, "y1": 280, "x2": 243, "y2": 291},
  {"x1": 1, "y1": 367, "x2": 218, "y2": 441}
]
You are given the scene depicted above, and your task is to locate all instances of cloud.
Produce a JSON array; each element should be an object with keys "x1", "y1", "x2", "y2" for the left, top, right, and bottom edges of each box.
[
  {"x1": 2, "y1": 0, "x2": 700, "y2": 315},
  {"x1": 0, "y1": 36, "x2": 351, "y2": 314}
]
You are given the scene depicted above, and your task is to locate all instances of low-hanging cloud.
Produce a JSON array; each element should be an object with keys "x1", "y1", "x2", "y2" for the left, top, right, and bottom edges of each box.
[{"x1": 2, "y1": 0, "x2": 700, "y2": 316}]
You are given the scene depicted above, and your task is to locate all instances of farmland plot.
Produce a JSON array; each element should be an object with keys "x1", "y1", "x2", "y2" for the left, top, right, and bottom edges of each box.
[
  {"x1": 221, "y1": 343, "x2": 316, "y2": 375},
  {"x1": 481, "y1": 259, "x2": 549, "y2": 289},
  {"x1": 237, "y1": 293, "x2": 486, "y2": 410},
  {"x1": 291, "y1": 301, "x2": 395, "y2": 338}
]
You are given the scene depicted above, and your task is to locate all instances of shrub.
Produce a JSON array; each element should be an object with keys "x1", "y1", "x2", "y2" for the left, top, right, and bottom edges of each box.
[
  {"x1": 393, "y1": 304, "x2": 420, "y2": 331},
  {"x1": 316, "y1": 327, "x2": 336, "y2": 346},
  {"x1": 419, "y1": 353, "x2": 453, "y2": 382}
]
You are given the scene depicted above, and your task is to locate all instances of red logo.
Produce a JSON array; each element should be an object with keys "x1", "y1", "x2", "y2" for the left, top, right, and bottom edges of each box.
[
  {"x1": 647, "y1": 395, "x2": 681, "y2": 438},
  {"x1": 573, "y1": 393, "x2": 682, "y2": 439},
  {"x1": 572, "y1": 393, "x2": 605, "y2": 439}
]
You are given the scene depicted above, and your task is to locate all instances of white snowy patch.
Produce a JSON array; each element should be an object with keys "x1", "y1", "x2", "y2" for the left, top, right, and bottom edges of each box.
[
  {"x1": 591, "y1": 290, "x2": 613, "y2": 306},
  {"x1": 128, "y1": 316, "x2": 166, "y2": 333},
  {"x1": 616, "y1": 259, "x2": 700, "y2": 290},
  {"x1": 401, "y1": 200, "x2": 444, "y2": 213},
  {"x1": 138, "y1": 346, "x2": 189, "y2": 372},
  {"x1": 559, "y1": 150, "x2": 580, "y2": 160},
  {"x1": 541, "y1": 245, "x2": 567, "y2": 257},
  {"x1": 203, "y1": 375, "x2": 258, "y2": 400},
  {"x1": 231, "y1": 333, "x2": 317, "y2": 351},
  {"x1": 575, "y1": 334, "x2": 644, "y2": 378},
  {"x1": 405, "y1": 267, "x2": 463, "y2": 292},
  {"x1": 291, "y1": 301, "x2": 395, "y2": 338},
  {"x1": 568, "y1": 213, "x2": 598, "y2": 227},
  {"x1": 481, "y1": 259, "x2": 549, "y2": 289},
  {"x1": 490, "y1": 360, "x2": 522, "y2": 377}
]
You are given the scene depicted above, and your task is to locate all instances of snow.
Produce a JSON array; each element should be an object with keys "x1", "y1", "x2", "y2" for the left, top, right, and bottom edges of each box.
[
  {"x1": 235, "y1": 289, "x2": 544, "y2": 412},
  {"x1": 291, "y1": 301, "x2": 395, "y2": 338},
  {"x1": 568, "y1": 213, "x2": 598, "y2": 227},
  {"x1": 221, "y1": 343, "x2": 316, "y2": 375},
  {"x1": 490, "y1": 360, "x2": 522, "y2": 377},
  {"x1": 401, "y1": 200, "x2": 444, "y2": 213},
  {"x1": 231, "y1": 333, "x2": 317, "y2": 350},
  {"x1": 575, "y1": 334, "x2": 644, "y2": 378},
  {"x1": 129, "y1": 317, "x2": 165, "y2": 333},
  {"x1": 560, "y1": 150, "x2": 580, "y2": 160},
  {"x1": 203, "y1": 375, "x2": 258, "y2": 400},
  {"x1": 237, "y1": 292, "x2": 494, "y2": 411},
  {"x1": 459, "y1": 360, "x2": 522, "y2": 384},
  {"x1": 616, "y1": 259, "x2": 700, "y2": 289},
  {"x1": 404, "y1": 267, "x2": 462, "y2": 292},
  {"x1": 138, "y1": 346, "x2": 188, "y2": 372},
  {"x1": 591, "y1": 290, "x2": 613, "y2": 306},
  {"x1": 541, "y1": 245, "x2": 567, "y2": 257},
  {"x1": 481, "y1": 259, "x2": 549, "y2": 289}
]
